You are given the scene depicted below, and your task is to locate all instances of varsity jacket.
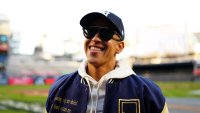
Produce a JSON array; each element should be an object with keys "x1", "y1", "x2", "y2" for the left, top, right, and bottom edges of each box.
[{"x1": 46, "y1": 60, "x2": 169, "y2": 113}]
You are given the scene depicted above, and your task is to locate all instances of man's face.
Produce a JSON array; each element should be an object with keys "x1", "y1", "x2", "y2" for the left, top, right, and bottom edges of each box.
[{"x1": 83, "y1": 19, "x2": 124, "y2": 67}]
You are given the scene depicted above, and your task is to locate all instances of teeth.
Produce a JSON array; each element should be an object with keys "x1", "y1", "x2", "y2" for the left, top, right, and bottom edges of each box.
[{"x1": 90, "y1": 47, "x2": 101, "y2": 51}]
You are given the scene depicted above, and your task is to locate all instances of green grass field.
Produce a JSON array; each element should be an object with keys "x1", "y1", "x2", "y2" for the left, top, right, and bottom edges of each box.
[
  {"x1": 0, "y1": 82, "x2": 200, "y2": 113},
  {"x1": 0, "y1": 109, "x2": 31, "y2": 113},
  {"x1": 0, "y1": 85, "x2": 50, "y2": 105},
  {"x1": 157, "y1": 81, "x2": 200, "y2": 98},
  {"x1": 0, "y1": 85, "x2": 50, "y2": 113}
]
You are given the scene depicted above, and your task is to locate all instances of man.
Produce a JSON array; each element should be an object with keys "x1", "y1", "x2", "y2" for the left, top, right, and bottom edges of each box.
[{"x1": 46, "y1": 11, "x2": 169, "y2": 113}]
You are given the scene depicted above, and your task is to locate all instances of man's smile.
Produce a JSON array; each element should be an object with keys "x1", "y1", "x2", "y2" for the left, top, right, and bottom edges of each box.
[{"x1": 89, "y1": 45, "x2": 105, "y2": 51}]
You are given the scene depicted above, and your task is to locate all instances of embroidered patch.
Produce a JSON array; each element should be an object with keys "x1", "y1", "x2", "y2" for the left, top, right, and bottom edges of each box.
[{"x1": 118, "y1": 99, "x2": 140, "y2": 113}]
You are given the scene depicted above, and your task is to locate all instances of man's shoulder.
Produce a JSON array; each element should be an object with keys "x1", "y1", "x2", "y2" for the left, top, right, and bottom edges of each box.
[
  {"x1": 125, "y1": 74, "x2": 162, "y2": 91},
  {"x1": 48, "y1": 70, "x2": 78, "y2": 96},
  {"x1": 125, "y1": 75, "x2": 166, "y2": 109},
  {"x1": 55, "y1": 70, "x2": 78, "y2": 84},
  {"x1": 56, "y1": 71, "x2": 77, "y2": 82}
]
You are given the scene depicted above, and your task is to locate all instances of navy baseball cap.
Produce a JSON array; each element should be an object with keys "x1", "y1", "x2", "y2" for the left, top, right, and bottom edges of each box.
[{"x1": 80, "y1": 11, "x2": 125, "y2": 41}]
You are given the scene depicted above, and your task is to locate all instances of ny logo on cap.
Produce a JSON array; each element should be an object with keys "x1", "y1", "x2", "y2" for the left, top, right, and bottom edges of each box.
[{"x1": 102, "y1": 11, "x2": 110, "y2": 17}]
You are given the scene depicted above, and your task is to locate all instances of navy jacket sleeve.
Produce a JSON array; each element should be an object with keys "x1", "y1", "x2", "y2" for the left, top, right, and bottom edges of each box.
[
  {"x1": 46, "y1": 71, "x2": 77, "y2": 113},
  {"x1": 141, "y1": 77, "x2": 166, "y2": 113}
]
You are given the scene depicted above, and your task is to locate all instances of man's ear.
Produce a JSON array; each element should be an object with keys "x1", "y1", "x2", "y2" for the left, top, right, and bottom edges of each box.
[{"x1": 116, "y1": 41, "x2": 124, "y2": 54}]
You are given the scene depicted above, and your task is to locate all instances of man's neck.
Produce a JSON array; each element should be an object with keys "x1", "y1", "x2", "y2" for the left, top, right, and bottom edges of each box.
[{"x1": 87, "y1": 60, "x2": 117, "y2": 81}]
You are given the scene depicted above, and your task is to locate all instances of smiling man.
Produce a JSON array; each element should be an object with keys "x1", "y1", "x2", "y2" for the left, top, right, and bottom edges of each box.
[{"x1": 46, "y1": 11, "x2": 169, "y2": 113}]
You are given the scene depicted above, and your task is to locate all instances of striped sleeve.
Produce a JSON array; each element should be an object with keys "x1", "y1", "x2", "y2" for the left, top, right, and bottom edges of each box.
[{"x1": 161, "y1": 103, "x2": 169, "y2": 113}]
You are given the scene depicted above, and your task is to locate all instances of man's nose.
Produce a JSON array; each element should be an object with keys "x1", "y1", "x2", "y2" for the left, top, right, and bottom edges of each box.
[{"x1": 91, "y1": 33, "x2": 102, "y2": 41}]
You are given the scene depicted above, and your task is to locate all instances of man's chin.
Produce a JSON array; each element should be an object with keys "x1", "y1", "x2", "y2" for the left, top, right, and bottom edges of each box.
[
  {"x1": 88, "y1": 59, "x2": 98, "y2": 64},
  {"x1": 87, "y1": 58, "x2": 101, "y2": 66}
]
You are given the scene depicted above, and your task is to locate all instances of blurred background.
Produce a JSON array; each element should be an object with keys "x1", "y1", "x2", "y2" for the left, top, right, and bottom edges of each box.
[{"x1": 0, "y1": 0, "x2": 200, "y2": 113}]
